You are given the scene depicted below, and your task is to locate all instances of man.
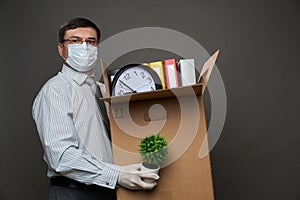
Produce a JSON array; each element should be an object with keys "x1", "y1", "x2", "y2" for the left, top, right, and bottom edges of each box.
[{"x1": 32, "y1": 17, "x2": 158, "y2": 200}]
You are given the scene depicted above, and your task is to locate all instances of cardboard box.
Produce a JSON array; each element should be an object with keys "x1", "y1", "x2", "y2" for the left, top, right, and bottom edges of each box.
[{"x1": 101, "y1": 51, "x2": 219, "y2": 200}]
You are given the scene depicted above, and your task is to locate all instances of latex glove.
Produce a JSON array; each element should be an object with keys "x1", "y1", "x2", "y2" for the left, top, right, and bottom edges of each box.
[{"x1": 118, "y1": 163, "x2": 159, "y2": 190}]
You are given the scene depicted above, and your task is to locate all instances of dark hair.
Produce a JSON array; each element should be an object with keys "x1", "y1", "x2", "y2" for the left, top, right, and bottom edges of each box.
[{"x1": 58, "y1": 17, "x2": 101, "y2": 44}]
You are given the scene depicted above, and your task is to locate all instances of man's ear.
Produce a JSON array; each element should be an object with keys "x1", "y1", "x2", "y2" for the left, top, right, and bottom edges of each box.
[{"x1": 57, "y1": 43, "x2": 64, "y2": 57}]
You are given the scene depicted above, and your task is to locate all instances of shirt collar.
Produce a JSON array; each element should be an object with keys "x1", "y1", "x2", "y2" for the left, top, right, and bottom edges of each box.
[{"x1": 61, "y1": 64, "x2": 95, "y2": 85}]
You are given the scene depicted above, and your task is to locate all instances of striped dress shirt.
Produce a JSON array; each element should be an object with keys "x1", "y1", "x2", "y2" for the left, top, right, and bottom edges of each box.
[{"x1": 32, "y1": 65, "x2": 120, "y2": 189}]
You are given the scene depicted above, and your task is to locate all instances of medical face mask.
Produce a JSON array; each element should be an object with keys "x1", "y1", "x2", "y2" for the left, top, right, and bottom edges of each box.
[{"x1": 66, "y1": 42, "x2": 98, "y2": 72}]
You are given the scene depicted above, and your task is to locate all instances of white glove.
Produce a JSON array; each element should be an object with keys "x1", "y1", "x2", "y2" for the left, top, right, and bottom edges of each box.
[{"x1": 118, "y1": 163, "x2": 159, "y2": 190}]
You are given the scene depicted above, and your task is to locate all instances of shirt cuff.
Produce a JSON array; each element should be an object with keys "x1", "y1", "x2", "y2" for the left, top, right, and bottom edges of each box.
[{"x1": 96, "y1": 163, "x2": 121, "y2": 189}]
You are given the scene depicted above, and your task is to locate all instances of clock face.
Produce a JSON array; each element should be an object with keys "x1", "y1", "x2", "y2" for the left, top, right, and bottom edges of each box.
[{"x1": 111, "y1": 64, "x2": 162, "y2": 96}]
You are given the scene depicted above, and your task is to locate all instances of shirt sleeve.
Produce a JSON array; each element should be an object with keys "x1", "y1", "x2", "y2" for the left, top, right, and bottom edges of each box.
[{"x1": 32, "y1": 85, "x2": 120, "y2": 189}]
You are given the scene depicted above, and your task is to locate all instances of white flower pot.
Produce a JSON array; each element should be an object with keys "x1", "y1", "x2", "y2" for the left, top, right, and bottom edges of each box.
[{"x1": 140, "y1": 161, "x2": 160, "y2": 183}]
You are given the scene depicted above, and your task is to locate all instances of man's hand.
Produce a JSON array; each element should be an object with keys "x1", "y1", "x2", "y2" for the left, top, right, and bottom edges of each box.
[{"x1": 118, "y1": 164, "x2": 159, "y2": 190}]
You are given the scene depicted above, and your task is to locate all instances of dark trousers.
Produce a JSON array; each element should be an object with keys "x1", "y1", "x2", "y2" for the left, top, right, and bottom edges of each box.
[{"x1": 48, "y1": 177, "x2": 117, "y2": 200}]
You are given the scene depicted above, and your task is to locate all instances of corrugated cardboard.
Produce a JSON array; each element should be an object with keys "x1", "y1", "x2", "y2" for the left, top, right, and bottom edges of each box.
[{"x1": 100, "y1": 50, "x2": 219, "y2": 200}]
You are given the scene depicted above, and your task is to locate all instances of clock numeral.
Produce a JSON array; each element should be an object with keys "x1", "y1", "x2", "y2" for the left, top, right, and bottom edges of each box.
[
  {"x1": 140, "y1": 72, "x2": 146, "y2": 78},
  {"x1": 147, "y1": 77, "x2": 152, "y2": 83},
  {"x1": 124, "y1": 73, "x2": 131, "y2": 80},
  {"x1": 134, "y1": 71, "x2": 138, "y2": 76},
  {"x1": 151, "y1": 86, "x2": 155, "y2": 91},
  {"x1": 117, "y1": 90, "x2": 124, "y2": 95}
]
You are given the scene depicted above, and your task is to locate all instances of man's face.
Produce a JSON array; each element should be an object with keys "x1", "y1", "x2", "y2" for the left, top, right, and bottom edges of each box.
[{"x1": 58, "y1": 27, "x2": 98, "y2": 61}]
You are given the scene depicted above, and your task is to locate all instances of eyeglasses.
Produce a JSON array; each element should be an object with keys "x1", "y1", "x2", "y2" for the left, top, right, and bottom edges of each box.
[{"x1": 62, "y1": 37, "x2": 98, "y2": 47}]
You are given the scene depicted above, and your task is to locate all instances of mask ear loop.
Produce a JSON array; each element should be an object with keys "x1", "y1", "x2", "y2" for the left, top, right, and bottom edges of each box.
[
  {"x1": 61, "y1": 45, "x2": 68, "y2": 65},
  {"x1": 62, "y1": 53, "x2": 79, "y2": 72}
]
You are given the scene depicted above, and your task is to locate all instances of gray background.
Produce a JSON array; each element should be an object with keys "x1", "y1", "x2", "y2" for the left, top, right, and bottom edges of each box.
[{"x1": 1, "y1": 0, "x2": 300, "y2": 199}]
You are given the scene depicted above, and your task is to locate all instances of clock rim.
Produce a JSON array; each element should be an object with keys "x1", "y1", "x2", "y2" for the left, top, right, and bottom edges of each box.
[{"x1": 111, "y1": 63, "x2": 163, "y2": 96}]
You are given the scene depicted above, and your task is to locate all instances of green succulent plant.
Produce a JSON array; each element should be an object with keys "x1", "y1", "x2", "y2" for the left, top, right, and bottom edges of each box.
[{"x1": 139, "y1": 134, "x2": 168, "y2": 167}]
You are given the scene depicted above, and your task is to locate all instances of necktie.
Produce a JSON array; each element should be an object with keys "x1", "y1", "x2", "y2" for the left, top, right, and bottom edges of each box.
[{"x1": 85, "y1": 77, "x2": 111, "y2": 140}]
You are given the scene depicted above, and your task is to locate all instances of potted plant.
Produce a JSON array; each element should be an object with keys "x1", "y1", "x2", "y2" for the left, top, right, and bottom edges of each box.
[{"x1": 139, "y1": 134, "x2": 168, "y2": 177}]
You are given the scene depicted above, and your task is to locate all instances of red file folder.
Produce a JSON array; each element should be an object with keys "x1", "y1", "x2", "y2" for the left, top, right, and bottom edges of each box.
[{"x1": 163, "y1": 58, "x2": 180, "y2": 88}]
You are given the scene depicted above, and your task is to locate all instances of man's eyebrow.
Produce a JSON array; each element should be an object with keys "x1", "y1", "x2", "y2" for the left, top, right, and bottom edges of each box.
[
  {"x1": 68, "y1": 36, "x2": 97, "y2": 40},
  {"x1": 86, "y1": 37, "x2": 97, "y2": 40},
  {"x1": 68, "y1": 36, "x2": 80, "y2": 39}
]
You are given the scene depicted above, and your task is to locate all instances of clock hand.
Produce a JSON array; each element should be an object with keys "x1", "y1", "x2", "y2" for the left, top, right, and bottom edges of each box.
[
  {"x1": 135, "y1": 83, "x2": 153, "y2": 91},
  {"x1": 123, "y1": 92, "x2": 135, "y2": 94},
  {"x1": 119, "y1": 80, "x2": 137, "y2": 93}
]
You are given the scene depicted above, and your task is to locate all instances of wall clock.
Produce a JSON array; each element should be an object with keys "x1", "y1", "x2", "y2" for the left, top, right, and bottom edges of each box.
[{"x1": 111, "y1": 64, "x2": 162, "y2": 96}]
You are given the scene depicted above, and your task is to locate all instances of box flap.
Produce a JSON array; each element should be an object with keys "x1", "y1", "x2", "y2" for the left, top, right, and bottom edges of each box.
[
  {"x1": 101, "y1": 83, "x2": 203, "y2": 104},
  {"x1": 198, "y1": 50, "x2": 220, "y2": 92},
  {"x1": 100, "y1": 58, "x2": 111, "y2": 97}
]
